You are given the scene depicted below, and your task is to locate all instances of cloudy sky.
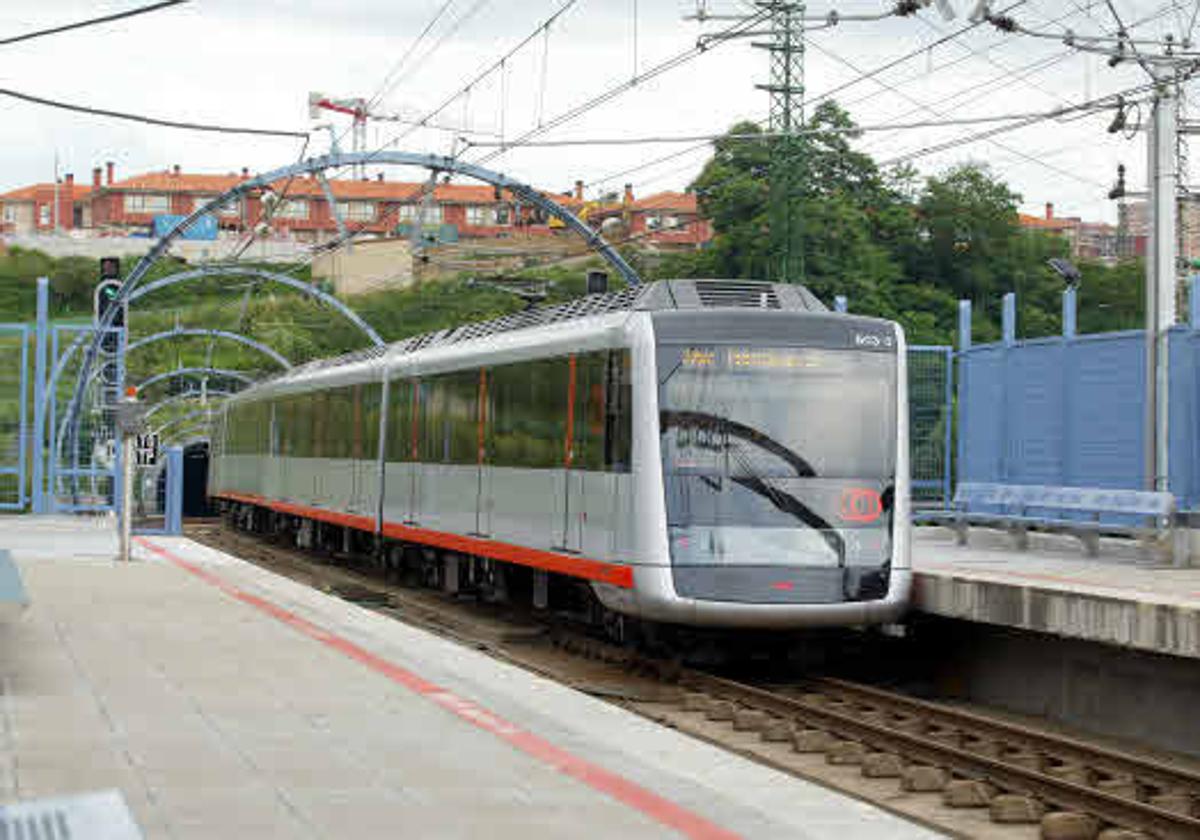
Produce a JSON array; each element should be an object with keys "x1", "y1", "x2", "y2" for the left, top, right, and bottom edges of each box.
[{"x1": 0, "y1": 1, "x2": 1194, "y2": 223}]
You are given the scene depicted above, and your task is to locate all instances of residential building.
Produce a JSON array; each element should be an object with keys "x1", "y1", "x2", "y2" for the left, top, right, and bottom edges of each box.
[
  {"x1": 1018, "y1": 202, "x2": 1119, "y2": 263},
  {"x1": 1, "y1": 165, "x2": 714, "y2": 251}
]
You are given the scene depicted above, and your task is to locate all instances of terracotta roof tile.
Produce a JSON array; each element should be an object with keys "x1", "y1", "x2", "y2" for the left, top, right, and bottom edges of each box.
[
  {"x1": 628, "y1": 191, "x2": 698, "y2": 212},
  {"x1": 106, "y1": 169, "x2": 522, "y2": 204},
  {"x1": 0, "y1": 183, "x2": 92, "y2": 202}
]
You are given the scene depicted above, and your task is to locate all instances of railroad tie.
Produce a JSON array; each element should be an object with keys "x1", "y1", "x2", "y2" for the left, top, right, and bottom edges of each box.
[
  {"x1": 1039, "y1": 812, "x2": 1101, "y2": 840},
  {"x1": 900, "y1": 765, "x2": 948, "y2": 792},
  {"x1": 825, "y1": 739, "x2": 867, "y2": 766},
  {"x1": 792, "y1": 728, "x2": 834, "y2": 753},
  {"x1": 860, "y1": 752, "x2": 904, "y2": 778},
  {"x1": 942, "y1": 779, "x2": 996, "y2": 808},
  {"x1": 989, "y1": 793, "x2": 1045, "y2": 824}
]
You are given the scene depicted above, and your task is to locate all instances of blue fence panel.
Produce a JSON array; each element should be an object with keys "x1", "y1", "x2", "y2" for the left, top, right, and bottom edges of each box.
[
  {"x1": 1005, "y1": 339, "x2": 1065, "y2": 485},
  {"x1": 959, "y1": 344, "x2": 1006, "y2": 485},
  {"x1": 1066, "y1": 331, "x2": 1144, "y2": 489}
]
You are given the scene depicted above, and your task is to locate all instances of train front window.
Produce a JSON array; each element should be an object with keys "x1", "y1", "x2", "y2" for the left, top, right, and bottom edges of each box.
[{"x1": 658, "y1": 345, "x2": 897, "y2": 570}]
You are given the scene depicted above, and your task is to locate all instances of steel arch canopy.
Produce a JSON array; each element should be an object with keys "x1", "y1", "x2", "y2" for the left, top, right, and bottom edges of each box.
[
  {"x1": 126, "y1": 328, "x2": 292, "y2": 369},
  {"x1": 144, "y1": 389, "x2": 235, "y2": 421},
  {"x1": 127, "y1": 266, "x2": 385, "y2": 348},
  {"x1": 124, "y1": 151, "x2": 641, "y2": 292},
  {"x1": 135, "y1": 367, "x2": 256, "y2": 394}
]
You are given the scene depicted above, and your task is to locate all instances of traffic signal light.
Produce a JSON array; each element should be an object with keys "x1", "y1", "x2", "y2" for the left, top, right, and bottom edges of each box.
[{"x1": 95, "y1": 257, "x2": 124, "y2": 355}]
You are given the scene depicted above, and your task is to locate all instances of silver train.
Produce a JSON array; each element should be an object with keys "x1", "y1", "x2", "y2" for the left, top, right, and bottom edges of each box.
[{"x1": 210, "y1": 279, "x2": 911, "y2": 630}]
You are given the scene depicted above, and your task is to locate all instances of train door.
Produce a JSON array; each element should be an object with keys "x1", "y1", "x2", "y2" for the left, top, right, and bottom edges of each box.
[{"x1": 476, "y1": 369, "x2": 493, "y2": 536}]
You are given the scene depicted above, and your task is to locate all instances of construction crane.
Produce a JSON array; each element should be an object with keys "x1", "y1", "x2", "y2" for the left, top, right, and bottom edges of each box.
[{"x1": 308, "y1": 93, "x2": 371, "y2": 180}]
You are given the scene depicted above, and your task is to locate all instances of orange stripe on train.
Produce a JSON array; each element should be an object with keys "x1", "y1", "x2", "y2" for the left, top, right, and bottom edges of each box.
[{"x1": 212, "y1": 491, "x2": 634, "y2": 589}]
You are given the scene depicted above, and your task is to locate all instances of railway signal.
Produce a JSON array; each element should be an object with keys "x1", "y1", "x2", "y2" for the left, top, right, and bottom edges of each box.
[{"x1": 95, "y1": 257, "x2": 124, "y2": 355}]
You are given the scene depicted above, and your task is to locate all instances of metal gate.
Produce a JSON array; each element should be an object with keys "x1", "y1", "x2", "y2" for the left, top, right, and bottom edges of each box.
[
  {"x1": 0, "y1": 325, "x2": 29, "y2": 510},
  {"x1": 907, "y1": 345, "x2": 953, "y2": 510}
]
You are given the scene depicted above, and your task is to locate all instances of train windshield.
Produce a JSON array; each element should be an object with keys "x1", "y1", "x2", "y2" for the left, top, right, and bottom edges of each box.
[{"x1": 658, "y1": 345, "x2": 897, "y2": 572}]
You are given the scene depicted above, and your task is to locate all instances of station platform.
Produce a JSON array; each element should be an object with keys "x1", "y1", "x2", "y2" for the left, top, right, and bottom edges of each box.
[
  {"x1": 0, "y1": 516, "x2": 938, "y2": 840},
  {"x1": 912, "y1": 525, "x2": 1200, "y2": 659}
]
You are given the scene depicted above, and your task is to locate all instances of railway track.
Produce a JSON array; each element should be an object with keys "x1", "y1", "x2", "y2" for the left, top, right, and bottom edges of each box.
[{"x1": 185, "y1": 522, "x2": 1200, "y2": 839}]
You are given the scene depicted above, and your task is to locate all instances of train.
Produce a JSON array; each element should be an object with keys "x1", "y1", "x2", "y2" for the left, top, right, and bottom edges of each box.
[{"x1": 210, "y1": 278, "x2": 911, "y2": 633}]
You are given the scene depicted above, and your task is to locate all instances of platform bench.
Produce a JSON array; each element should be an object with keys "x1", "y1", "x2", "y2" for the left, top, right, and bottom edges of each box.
[{"x1": 924, "y1": 482, "x2": 1186, "y2": 565}]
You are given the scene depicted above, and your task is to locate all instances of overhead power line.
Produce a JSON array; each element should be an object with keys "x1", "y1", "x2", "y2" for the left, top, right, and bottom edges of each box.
[
  {"x1": 0, "y1": 88, "x2": 309, "y2": 138},
  {"x1": 462, "y1": 103, "x2": 1129, "y2": 149},
  {"x1": 0, "y1": 0, "x2": 187, "y2": 46}
]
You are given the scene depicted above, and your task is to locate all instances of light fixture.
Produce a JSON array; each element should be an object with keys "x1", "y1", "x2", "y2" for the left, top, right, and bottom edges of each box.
[{"x1": 1047, "y1": 258, "x2": 1082, "y2": 288}]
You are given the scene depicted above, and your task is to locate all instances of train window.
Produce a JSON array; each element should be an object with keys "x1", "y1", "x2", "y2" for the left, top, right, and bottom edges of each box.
[
  {"x1": 491, "y1": 357, "x2": 567, "y2": 468},
  {"x1": 361, "y1": 383, "x2": 381, "y2": 460},
  {"x1": 604, "y1": 350, "x2": 632, "y2": 471},
  {"x1": 418, "y1": 378, "x2": 445, "y2": 463},
  {"x1": 386, "y1": 379, "x2": 413, "y2": 462},
  {"x1": 444, "y1": 371, "x2": 479, "y2": 465}
]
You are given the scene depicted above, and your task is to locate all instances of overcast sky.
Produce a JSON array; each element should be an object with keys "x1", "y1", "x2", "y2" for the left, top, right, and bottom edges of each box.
[{"x1": 0, "y1": 1, "x2": 1193, "y2": 224}]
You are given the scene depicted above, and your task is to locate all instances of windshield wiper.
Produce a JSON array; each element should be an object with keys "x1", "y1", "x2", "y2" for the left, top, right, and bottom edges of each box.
[{"x1": 660, "y1": 410, "x2": 818, "y2": 478}]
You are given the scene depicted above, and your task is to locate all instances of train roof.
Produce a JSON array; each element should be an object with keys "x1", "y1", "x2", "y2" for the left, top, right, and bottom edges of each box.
[{"x1": 276, "y1": 279, "x2": 829, "y2": 383}]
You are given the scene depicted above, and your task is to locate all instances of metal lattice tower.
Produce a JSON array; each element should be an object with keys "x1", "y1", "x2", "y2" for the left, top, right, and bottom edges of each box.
[{"x1": 755, "y1": 2, "x2": 805, "y2": 284}]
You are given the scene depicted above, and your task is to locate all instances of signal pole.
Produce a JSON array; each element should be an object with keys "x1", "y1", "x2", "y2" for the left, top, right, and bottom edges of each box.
[{"x1": 1146, "y1": 82, "x2": 1178, "y2": 493}]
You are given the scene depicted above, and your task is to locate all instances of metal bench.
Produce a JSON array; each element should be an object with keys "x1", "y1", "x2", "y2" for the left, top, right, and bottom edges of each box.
[{"x1": 924, "y1": 482, "x2": 1188, "y2": 565}]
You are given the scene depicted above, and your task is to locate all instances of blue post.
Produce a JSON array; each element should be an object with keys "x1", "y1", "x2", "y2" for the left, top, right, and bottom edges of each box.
[
  {"x1": 165, "y1": 445, "x2": 183, "y2": 535},
  {"x1": 834, "y1": 295, "x2": 848, "y2": 313},
  {"x1": 1002, "y1": 291, "x2": 1017, "y2": 346},
  {"x1": 31, "y1": 277, "x2": 48, "y2": 514},
  {"x1": 1190, "y1": 275, "x2": 1200, "y2": 328},
  {"x1": 1062, "y1": 286, "x2": 1077, "y2": 339},
  {"x1": 957, "y1": 300, "x2": 971, "y2": 496}
]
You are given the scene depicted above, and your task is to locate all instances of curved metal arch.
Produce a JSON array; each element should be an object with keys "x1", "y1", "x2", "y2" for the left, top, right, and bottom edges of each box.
[
  {"x1": 144, "y1": 389, "x2": 235, "y2": 421},
  {"x1": 68, "y1": 150, "x2": 640, "y2": 487},
  {"x1": 128, "y1": 266, "x2": 385, "y2": 348},
  {"x1": 152, "y1": 408, "x2": 214, "y2": 438},
  {"x1": 126, "y1": 328, "x2": 292, "y2": 370},
  {"x1": 136, "y1": 366, "x2": 256, "y2": 395},
  {"x1": 124, "y1": 151, "x2": 640, "y2": 294}
]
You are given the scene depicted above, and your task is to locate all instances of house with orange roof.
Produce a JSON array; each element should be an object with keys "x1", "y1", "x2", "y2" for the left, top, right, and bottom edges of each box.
[{"x1": 1018, "y1": 202, "x2": 1118, "y2": 263}]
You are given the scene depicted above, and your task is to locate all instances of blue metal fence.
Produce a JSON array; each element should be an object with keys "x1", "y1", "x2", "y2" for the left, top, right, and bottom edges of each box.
[
  {"x1": 956, "y1": 288, "x2": 1200, "y2": 510},
  {"x1": 0, "y1": 325, "x2": 29, "y2": 510}
]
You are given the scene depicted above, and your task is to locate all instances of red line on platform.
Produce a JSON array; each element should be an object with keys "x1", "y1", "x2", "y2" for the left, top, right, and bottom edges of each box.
[{"x1": 135, "y1": 537, "x2": 740, "y2": 840}]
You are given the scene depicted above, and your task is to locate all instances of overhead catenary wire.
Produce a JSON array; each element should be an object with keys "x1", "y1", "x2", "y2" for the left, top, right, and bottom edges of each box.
[
  {"x1": 0, "y1": 87, "x2": 308, "y2": 138},
  {"x1": 0, "y1": 0, "x2": 187, "y2": 46},
  {"x1": 461, "y1": 101, "x2": 1133, "y2": 149},
  {"x1": 469, "y1": 5, "x2": 773, "y2": 167},
  {"x1": 375, "y1": 0, "x2": 582, "y2": 156},
  {"x1": 582, "y1": 0, "x2": 1031, "y2": 194}
]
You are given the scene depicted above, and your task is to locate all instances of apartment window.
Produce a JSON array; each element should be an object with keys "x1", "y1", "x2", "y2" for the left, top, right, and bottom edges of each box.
[
  {"x1": 38, "y1": 205, "x2": 50, "y2": 225},
  {"x1": 124, "y1": 193, "x2": 170, "y2": 214},
  {"x1": 275, "y1": 199, "x2": 309, "y2": 220},
  {"x1": 336, "y1": 201, "x2": 376, "y2": 222},
  {"x1": 2, "y1": 205, "x2": 15, "y2": 223},
  {"x1": 646, "y1": 213, "x2": 680, "y2": 232},
  {"x1": 394, "y1": 203, "x2": 442, "y2": 224},
  {"x1": 466, "y1": 205, "x2": 496, "y2": 226},
  {"x1": 193, "y1": 194, "x2": 239, "y2": 216}
]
